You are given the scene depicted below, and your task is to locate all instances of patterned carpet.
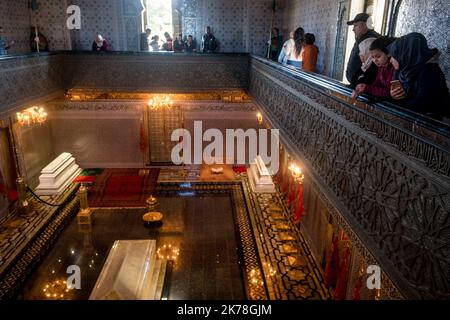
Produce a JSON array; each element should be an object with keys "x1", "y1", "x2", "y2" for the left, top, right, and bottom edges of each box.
[{"x1": 88, "y1": 168, "x2": 160, "y2": 208}]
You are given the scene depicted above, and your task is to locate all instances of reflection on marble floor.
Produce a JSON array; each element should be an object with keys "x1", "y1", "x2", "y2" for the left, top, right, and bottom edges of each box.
[
  {"x1": 11, "y1": 174, "x2": 330, "y2": 300},
  {"x1": 17, "y1": 195, "x2": 245, "y2": 300}
]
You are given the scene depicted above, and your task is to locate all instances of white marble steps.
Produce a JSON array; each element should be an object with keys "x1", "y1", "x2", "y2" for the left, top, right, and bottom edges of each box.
[{"x1": 35, "y1": 153, "x2": 82, "y2": 196}]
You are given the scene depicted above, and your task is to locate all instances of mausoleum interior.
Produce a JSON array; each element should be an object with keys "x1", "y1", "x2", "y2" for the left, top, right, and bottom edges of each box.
[{"x1": 0, "y1": 0, "x2": 449, "y2": 301}]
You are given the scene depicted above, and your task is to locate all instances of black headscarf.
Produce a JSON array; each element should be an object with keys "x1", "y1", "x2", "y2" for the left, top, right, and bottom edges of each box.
[{"x1": 387, "y1": 32, "x2": 438, "y2": 91}]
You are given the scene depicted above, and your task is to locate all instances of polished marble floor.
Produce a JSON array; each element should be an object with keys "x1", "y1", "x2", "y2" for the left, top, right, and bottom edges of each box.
[{"x1": 17, "y1": 194, "x2": 245, "y2": 300}]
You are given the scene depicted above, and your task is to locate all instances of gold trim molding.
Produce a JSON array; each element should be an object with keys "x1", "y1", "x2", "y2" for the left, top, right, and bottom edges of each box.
[{"x1": 65, "y1": 90, "x2": 250, "y2": 103}]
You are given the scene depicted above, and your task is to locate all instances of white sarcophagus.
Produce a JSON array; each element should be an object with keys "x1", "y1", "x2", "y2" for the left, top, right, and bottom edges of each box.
[
  {"x1": 35, "y1": 152, "x2": 82, "y2": 196},
  {"x1": 248, "y1": 155, "x2": 276, "y2": 193},
  {"x1": 89, "y1": 240, "x2": 167, "y2": 300}
]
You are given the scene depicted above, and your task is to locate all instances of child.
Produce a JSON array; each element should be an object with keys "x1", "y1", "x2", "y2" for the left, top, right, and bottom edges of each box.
[
  {"x1": 301, "y1": 33, "x2": 318, "y2": 72},
  {"x1": 352, "y1": 37, "x2": 396, "y2": 99}
]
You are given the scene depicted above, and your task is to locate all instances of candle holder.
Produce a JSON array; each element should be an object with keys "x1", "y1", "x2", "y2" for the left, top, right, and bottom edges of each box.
[
  {"x1": 256, "y1": 112, "x2": 263, "y2": 125},
  {"x1": 288, "y1": 163, "x2": 304, "y2": 184},
  {"x1": 146, "y1": 194, "x2": 158, "y2": 206}
]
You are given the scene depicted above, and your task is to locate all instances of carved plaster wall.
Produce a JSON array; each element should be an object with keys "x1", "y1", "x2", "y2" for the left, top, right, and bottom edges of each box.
[{"x1": 249, "y1": 58, "x2": 450, "y2": 299}]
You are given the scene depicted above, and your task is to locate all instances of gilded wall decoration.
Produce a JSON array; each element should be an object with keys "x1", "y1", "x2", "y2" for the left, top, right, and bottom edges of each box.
[{"x1": 64, "y1": 90, "x2": 251, "y2": 102}]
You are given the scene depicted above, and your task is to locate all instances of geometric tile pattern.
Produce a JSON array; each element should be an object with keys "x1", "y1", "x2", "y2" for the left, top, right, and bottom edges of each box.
[
  {"x1": 69, "y1": 0, "x2": 123, "y2": 51},
  {"x1": 179, "y1": 0, "x2": 274, "y2": 55},
  {"x1": 2, "y1": 176, "x2": 329, "y2": 300},
  {"x1": 0, "y1": 54, "x2": 65, "y2": 115},
  {"x1": 0, "y1": 0, "x2": 31, "y2": 54},
  {"x1": 281, "y1": 0, "x2": 341, "y2": 76},
  {"x1": 0, "y1": 0, "x2": 448, "y2": 83},
  {"x1": 0, "y1": 184, "x2": 80, "y2": 299},
  {"x1": 0, "y1": 53, "x2": 249, "y2": 116},
  {"x1": 395, "y1": 0, "x2": 450, "y2": 83},
  {"x1": 157, "y1": 181, "x2": 269, "y2": 300},
  {"x1": 33, "y1": 0, "x2": 71, "y2": 50},
  {"x1": 240, "y1": 174, "x2": 330, "y2": 300},
  {"x1": 63, "y1": 54, "x2": 250, "y2": 92}
]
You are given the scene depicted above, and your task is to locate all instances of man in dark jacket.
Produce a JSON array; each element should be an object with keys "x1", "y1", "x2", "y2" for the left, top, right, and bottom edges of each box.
[
  {"x1": 201, "y1": 26, "x2": 217, "y2": 53},
  {"x1": 140, "y1": 28, "x2": 151, "y2": 51},
  {"x1": 346, "y1": 13, "x2": 379, "y2": 88}
]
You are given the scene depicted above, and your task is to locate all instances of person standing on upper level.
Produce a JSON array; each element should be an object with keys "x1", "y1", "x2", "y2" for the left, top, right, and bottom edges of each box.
[
  {"x1": 0, "y1": 26, "x2": 14, "y2": 56},
  {"x1": 388, "y1": 32, "x2": 450, "y2": 119},
  {"x1": 173, "y1": 33, "x2": 184, "y2": 52},
  {"x1": 92, "y1": 34, "x2": 112, "y2": 52},
  {"x1": 301, "y1": 33, "x2": 319, "y2": 72},
  {"x1": 140, "y1": 28, "x2": 151, "y2": 51},
  {"x1": 268, "y1": 27, "x2": 283, "y2": 61},
  {"x1": 346, "y1": 13, "x2": 379, "y2": 88},
  {"x1": 201, "y1": 26, "x2": 217, "y2": 53},
  {"x1": 184, "y1": 35, "x2": 197, "y2": 53},
  {"x1": 278, "y1": 31, "x2": 294, "y2": 65},
  {"x1": 162, "y1": 32, "x2": 173, "y2": 51},
  {"x1": 285, "y1": 27, "x2": 304, "y2": 69}
]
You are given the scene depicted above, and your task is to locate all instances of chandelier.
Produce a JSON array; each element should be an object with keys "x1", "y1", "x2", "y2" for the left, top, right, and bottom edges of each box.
[
  {"x1": 256, "y1": 112, "x2": 263, "y2": 125},
  {"x1": 17, "y1": 106, "x2": 47, "y2": 126},
  {"x1": 147, "y1": 95, "x2": 173, "y2": 111},
  {"x1": 42, "y1": 279, "x2": 73, "y2": 299}
]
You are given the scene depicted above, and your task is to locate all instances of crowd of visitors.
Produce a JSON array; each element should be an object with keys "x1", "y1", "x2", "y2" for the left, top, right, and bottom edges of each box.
[
  {"x1": 138, "y1": 26, "x2": 215, "y2": 53},
  {"x1": 344, "y1": 13, "x2": 449, "y2": 119},
  {"x1": 0, "y1": 25, "x2": 216, "y2": 55},
  {"x1": 1, "y1": 16, "x2": 448, "y2": 119},
  {"x1": 271, "y1": 12, "x2": 449, "y2": 119},
  {"x1": 274, "y1": 27, "x2": 318, "y2": 73}
]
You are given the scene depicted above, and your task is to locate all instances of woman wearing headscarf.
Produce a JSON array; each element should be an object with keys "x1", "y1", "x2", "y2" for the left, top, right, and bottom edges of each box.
[
  {"x1": 352, "y1": 37, "x2": 396, "y2": 100},
  {"x1": 388, "y1": 32, "x2": 449, "y2": 118},
  {"x1": 351, "y1": 37, "x2": 378, "y2": 99}
]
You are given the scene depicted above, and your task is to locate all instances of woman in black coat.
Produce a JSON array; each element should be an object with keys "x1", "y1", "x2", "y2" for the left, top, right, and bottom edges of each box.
[{"x1": 388, "y1": 32, "x2": 449, "y2": 119}]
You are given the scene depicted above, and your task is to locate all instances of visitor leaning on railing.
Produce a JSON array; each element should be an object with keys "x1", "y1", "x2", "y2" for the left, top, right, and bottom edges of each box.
[
  {"x1": 272, "y1": 27, "x2": 449, "y2": 121},
  {"x1": 387, "y1": 33, "x2": 450, "y2": 120},
  {"x1": 0, "y1": 26, "x2": 14, "y2": 56},
  {"x1": 351, "y1": 37, "x2": 396, "y2": 100}
]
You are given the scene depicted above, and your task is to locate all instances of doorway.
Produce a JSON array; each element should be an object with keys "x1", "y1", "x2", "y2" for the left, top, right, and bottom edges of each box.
[
  {"x1": 142, "y1": 0, "x2": 174, "y2": 43},
  {"x1": 339, "y1": 0, "x2": 389, "y2": 83}
]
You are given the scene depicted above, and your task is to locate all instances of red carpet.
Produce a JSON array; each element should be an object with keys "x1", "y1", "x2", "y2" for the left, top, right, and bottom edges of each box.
[
  {"x1": 88, "y1": 168, "x2": 160, "y2": 207},
  {"x1": 233, "y1": 165, "x2": 247, "y2": 173}
]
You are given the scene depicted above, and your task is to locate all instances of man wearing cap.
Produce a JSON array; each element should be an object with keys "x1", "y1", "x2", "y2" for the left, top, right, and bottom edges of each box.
[{"x1": 346, "y1": 13, "x2": 380, "y2": 88}]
